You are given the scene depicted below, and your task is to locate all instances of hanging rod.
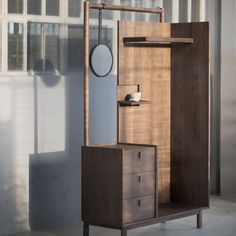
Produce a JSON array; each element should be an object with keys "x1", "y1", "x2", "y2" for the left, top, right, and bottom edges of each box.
[{"x1": 89, "y1": 2, "x2": 164, "y2": 16}]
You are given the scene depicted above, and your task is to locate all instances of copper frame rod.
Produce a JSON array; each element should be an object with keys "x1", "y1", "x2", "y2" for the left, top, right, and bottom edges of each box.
[
  {"x1": 89, "y1": 3, "x2": 164, "y2": 14},
  {"x1": 83, "y1": 1, "x2": 165, "y2": 146},
  {"x1": 84, "y1": 1, "x2": 90, "y2": 146}
]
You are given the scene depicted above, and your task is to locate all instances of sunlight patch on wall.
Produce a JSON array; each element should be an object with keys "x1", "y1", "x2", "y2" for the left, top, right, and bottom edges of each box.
[
  {"x1": 0, "y1": 83, "x2": 12, "y2": 122},
  {"x1": 37, "y1": 76, "x2": 66, "y2": 153}
]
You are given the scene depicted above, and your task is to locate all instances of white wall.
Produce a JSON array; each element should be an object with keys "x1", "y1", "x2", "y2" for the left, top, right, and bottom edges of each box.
[{"x1": 221, "y1": 0, "x2": 236, "y2": 200}]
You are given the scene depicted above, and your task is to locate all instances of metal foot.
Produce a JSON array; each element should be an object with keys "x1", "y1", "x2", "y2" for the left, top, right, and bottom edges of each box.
[
  {"x1": 83, "y1": 222, "x2": 89, "y2": 236},
  {"x1": 197, "y1": 210, "x2": 202, "y2": 228}
]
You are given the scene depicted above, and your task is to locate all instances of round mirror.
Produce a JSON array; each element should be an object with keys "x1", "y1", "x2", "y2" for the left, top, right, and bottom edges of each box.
[{"x1": 90, "y1": 44, "x2": 113, "y2": 77}]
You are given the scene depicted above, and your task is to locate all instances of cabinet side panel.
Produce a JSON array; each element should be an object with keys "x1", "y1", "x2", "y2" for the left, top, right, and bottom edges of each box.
[
  {"x1": 118, "y1": 21, "x2": 171, "y2": 204},
  {"x1": 82, "y1": 147, "x2": 122, "y2": 228},
  {"x1": 171, "y1": 22, "x2": 209, "y2": 207}
]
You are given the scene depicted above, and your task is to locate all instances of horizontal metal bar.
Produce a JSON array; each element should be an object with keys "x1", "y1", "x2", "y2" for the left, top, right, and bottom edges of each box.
[{"x1": 89, "y1": 2, "x2": 164, "y2": 14}]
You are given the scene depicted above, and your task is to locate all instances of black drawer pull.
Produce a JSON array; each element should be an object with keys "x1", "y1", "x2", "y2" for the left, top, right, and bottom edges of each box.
[
  {"x1": 138, "y1": 175, "x2": 143, "y2": 182},
  {"x1": 138, "y1": 152, "x2": 142, "y2": 159},
  {"x1": 137, "y1": 199, "x2": 142, "y2": 207}
]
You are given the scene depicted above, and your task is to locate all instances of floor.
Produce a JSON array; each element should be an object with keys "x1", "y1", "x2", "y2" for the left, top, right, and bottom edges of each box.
[{"x1": 10, "y1": 197, "x2": 236, "y2": 236}]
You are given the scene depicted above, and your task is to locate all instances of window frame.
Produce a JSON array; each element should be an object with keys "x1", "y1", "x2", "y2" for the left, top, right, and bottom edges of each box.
[
  {"x1": 0, "y1": 0, "x2": 76, "y2": 75},
  {"x1": 7, "y1": 21, "x2": 25, "y2": 71},
  {"x1": 28, "y1": 21, "x2": 61, "y2": 74}
]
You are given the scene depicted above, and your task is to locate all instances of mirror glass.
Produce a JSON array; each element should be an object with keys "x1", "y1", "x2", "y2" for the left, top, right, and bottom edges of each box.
[{"x1": 90, "y1": 44, "x2": 113, "y2": 77}]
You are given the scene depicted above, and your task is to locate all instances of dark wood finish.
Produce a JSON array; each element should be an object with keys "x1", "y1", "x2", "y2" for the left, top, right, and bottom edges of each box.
[
  {"x1": 123, "y1": 206, "x2": 205, "y2": 230},
  {"x1": 118, "y1": 100, "x2": 151, "y2": 107},
  {"x1": 123, "y1": 148, "x2": 155, "y2": 174},
  {"x1": 82, "y1": 146, "x2": 123, "y2": 228},
  {"x1": 123, "y1": 195, "x2": 155, "y2": 223},
  {"x1": 123, "y1": 36, "x2": 194, "y2": 45},
  {"x1": 171, "y1": 22, "x2": 209, "y2": 207},
  {"x1": 123, "y1": 172, "x2": 155, "y2": 199},
  {"x1": 197, "y1": 210, "x2": 203, "y2": 228},
  {"x1": 82, "y1": 144, "x2": 157, "y2": 229},
  {"x1": 158, "y1": 202, "x2": 200, "y2": 217}
]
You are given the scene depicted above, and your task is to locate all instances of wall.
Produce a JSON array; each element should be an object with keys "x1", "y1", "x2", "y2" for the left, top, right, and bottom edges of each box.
[
  {"x1": 0, "y1": 77, "x2": 33, "y2": 235},
  {"x1": 221, "y1": 0, "x2": 236, "y2": 199},
  {"x1": 0, "y1": 73, "x2": 117, "y2": 235}
]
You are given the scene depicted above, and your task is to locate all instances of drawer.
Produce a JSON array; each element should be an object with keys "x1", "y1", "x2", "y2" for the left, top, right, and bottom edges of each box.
[
  {"x1": 123, "y1": 195, "x2": 155, "y2": 223},
  {"x1": 123, "y1": 172, "x2": 155, "y2": 199},
  {"x1": 123, "y1": 148, "x2": 155, "y2": 174}
]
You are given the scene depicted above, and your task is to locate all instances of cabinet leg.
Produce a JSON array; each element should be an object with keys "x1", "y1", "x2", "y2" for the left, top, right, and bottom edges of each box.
[
  {"x1": 121, "y1": 229, "x2": 127, "y2": 236},
  {"x1": 83, "y1": 222, "x2": 89, "y2": 236},
  {"x1": 197, "y1": 210, "x2": 202, "y2": 228}
]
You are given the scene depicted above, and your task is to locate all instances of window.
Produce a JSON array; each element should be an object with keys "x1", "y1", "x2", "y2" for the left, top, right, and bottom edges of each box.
[
  {"x1": 28, "y1": 0, "x2": 42, "y2": 15},
  {"x1": 8, "y1": 0, "x2": 23, "y2": 14},
  {"x1": 68, "y1": 26, "x2": 82, "y2": 72},
  {"x1": 28, "y1": 23, "x2": 42, "y2": 71},
  {"x1": 179, "y1": 0, "x2": 188, "y2": 22},
  {"x1": 45, "y1": 24, "x2": 60, "y2": 71},
  {"x1": 135, "y1": 0, "x2": 146, "y2": 21},
  {"x1": 103, "y1": 0, "x2": 113, "y2": 19},
  {"x1": 68, "y1": 0, "x2": 81, "y2": 17},
  {"x1": 149, "y1": 0, "x2": 161, "y2": 22},
  {"x1": 120, "y1": 0, "x2": 132, "y2": 20},
  {"x1": 88, "y1": 0, "x2": 98, "y2": 19},
  {"x1": 46, "y1": 0, "x2": 60, "y2": 16},
  {"x1": 28, "y1": 22, "x2": 60, "y2": 73},
  {"x1": 8, "y1": 23, "x2": 23, "y2": 71}
]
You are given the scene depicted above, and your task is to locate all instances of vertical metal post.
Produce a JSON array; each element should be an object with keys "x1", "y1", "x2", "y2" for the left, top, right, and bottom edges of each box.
[
  {"x1": 84, "y1": 1, "x2": 90, "y2": 146},
  {"x1": 160, "y1": 8, "x2": 165, "y2": 23}
]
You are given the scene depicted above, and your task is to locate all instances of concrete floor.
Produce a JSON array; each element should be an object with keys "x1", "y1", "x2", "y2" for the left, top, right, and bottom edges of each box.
[{"x1": 10, "y1": 196, "x2": 236, "y2": 236}]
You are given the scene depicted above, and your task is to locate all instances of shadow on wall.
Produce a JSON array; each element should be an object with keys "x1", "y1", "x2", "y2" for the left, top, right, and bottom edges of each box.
[
  {"x1": 29, "y1": 73, "x2": 82, "y2": 229},
  {"x1": 29, "y1": 25, "x2": 117, "y2": 230}
]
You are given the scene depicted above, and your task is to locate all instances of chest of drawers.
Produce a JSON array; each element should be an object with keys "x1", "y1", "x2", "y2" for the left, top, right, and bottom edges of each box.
[{"x1": 82, "y1": 144, "x2": 157, "y2": 229}]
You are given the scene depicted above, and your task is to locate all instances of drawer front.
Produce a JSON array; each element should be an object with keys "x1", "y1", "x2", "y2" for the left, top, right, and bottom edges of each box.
[
  {"x1": 123, "y1": 172, "x2": 155, "y2": 199},
  {"x1": 123, "y1": 195, "x2": 155, "y2": 223},
  {"x1": 123, "y1": 148, "x2": 155, "y2": 174}
]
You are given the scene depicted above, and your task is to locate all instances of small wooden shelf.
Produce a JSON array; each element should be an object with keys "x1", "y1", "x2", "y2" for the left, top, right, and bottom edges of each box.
[
  {"x1": 118, "y1": 100, "x2": 151, "y2": 107},
  {"x1": 123, "y1": 36, "x2": 194, "y2": 45}
]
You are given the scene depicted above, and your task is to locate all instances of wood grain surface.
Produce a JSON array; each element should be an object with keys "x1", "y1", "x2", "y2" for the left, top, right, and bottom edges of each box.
[
  {"x1": 171, "y1": 22, "x2": 209, "y2": 207},
  {"x1": 118, "y1": 21, "x2": 171, "y2": 203}
]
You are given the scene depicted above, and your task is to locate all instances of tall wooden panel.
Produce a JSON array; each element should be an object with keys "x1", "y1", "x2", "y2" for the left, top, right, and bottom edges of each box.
[
  {"x1": 171, "y1": 22, "x2": 209, "y2": 207},
  {"x1": 118, "y1": 21, "x2": 171, "y2": 203}
]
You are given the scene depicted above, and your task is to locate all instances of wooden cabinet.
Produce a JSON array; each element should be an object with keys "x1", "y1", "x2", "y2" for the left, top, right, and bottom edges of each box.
[
  {"x1": 82, "y1": 144, "x2": 157, "y2": 228},
  {"x1": 82, "y1": 14, "x2": 209, "y2": 236},
  {"x1": 82, "y1": 142, "x2": 207, "y2": 236}
]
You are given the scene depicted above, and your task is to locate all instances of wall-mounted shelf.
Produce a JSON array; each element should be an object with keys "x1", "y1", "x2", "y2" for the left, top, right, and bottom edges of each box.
[
  {"x1": 118, "y1": 100, "x2": 151, "y2": 107},
  {"x1": 123, "y1": 36, "x2": 194, "y2": 46}
]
